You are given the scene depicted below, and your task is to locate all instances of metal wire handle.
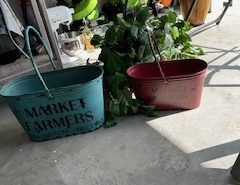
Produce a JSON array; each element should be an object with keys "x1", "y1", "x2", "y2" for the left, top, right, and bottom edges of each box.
[
  {"x1": 147, "y1": 30, "x2": 168, "y2": 83},
  {"x1": 25, "y1": 26, "x2": 57, "y2": 99}
]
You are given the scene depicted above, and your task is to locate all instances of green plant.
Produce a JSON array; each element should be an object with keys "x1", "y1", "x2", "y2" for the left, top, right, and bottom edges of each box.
[
  {"x1": 147, "y1": 12, "x2": 204, "y2": 59},
  {"x1": 91, "y1": 7, "x2": 204, "y2": 127}
]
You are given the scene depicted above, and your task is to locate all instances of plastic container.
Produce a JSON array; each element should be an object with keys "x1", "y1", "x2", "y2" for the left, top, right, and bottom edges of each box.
[
  {"x1": 127, "y1": 59, "x2": 208, "y2": 110},
  {"x1": 0, "y1": 26, "x2": 105, "y2": 141},
  {"x1": 73, "y1": 0, "x2": 98, "y2": 20}
]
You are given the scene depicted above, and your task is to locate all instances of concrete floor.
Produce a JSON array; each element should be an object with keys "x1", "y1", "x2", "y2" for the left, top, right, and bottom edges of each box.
[{"x1": 1, "y1": 1, "x2": 240, "y2": 185}]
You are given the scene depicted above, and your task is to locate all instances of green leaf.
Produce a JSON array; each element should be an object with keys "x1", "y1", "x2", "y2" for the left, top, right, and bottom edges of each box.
[
  {"x1": 100, "y1": 48, "x2": 122, "y2": 74},
  {"x1": 117, "y1": 13, "x2": 132, "y2": 28},
  {"x1": 128, "y1": 48, "x2": 136, "y2": 59},
  {"x1": 120, "y1": 104, "x2": 129, "y2": 114},
  {"x1": 175, "y1": 33, "x2": 191, "y2": 45},
  {"x1": 113, "y1": 50, "x2": 127, "y2": 57},
  {"x1": 164, "y1": 33, "x2": 174, "y2": 49},
  {"x1": 91, "y1": 34, "x2": 103, "y2": 46},
  {"x1": 136, "y1": 7, "x2": 150, "y2": 25},
  {"x1": 122, "y1": 88, "x2": 132, "y2": 102},
  {"x1": 171, "y1": 26, "x2": 179, "y2": 40},
  {"x1": 104, "y1": 120, "x2": 118, "y2": 128},
  {"x1": 109, "y1": 99, "x2": 120, "y2": 116},
  {"x1": 137, "y1": 45, "x2": 145, "y2": 59},
  {"x1": 115, "y1": 72, "x2": 128, "y2": 83},
  {"x1": 106, "y1": 59, "x2": 121, "y2": 74},
  {"x1": 130, "y1": 25, "x2": 139, "y2": 39},
  {"x1": 105, "y1": 26, "x2": 117, "y2": 44},
  {"x1": 115, "y1": 28, "x2": 126, "y2": 44},
  {"x1": 106, "y1": 75, "x2": 115, "y2": 87},
  {"x1": 196, "y1": 47, "x2": 204, "y2": 55},
  {"x1": 167, "y1": 12, "x2": 177, "y2": 23},
  {"x1": 108, "y1": 72, "x2": 128, "y2": 93},
  {"x1": 138, "y1": 32, "x2": 152, "y2": 61},
  {"x1": 118, "y1": 92, "x2": 129, "y2": 107},
  {"x1": 140, "y1": 105, "x2": 157, "y2": 117},
  {"x1": 183, "y1": 21, "x2": 192, "y2": 32},
  {"x1": 159, "y1": 15, "x2": 168, "y2": 29},
  {"x1": 104, "y1": 110, "x2": 118, "y2": 128},
  {"x1": 174, "y1": 21, "x2": 185, "y2": 30}
]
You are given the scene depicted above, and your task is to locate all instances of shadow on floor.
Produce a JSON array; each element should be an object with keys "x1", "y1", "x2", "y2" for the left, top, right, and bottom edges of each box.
[
  {"x1": 119, "y1": 116, "x2": 240, "y2": 185},
  {"x1": 0, "y1": 102, "x2": 240, "y2": 184},
  {"x1": 188, "y1": 140, "x2": 240, "y2": 184},
  {"x1": 0, "y1": 71, "x2": 240, "y2": 184},
  {"x1": 199, "y1": 45, "x2": 240, "y2": 88}
]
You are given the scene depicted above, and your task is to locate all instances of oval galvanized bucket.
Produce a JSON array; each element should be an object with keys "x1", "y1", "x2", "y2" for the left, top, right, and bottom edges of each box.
[
  {"x1": 0, "y1": 26, "x2": 105, "y2": 141},
  {"x1": 127, "y1": 59, "x2": 208, "y2": 110}
]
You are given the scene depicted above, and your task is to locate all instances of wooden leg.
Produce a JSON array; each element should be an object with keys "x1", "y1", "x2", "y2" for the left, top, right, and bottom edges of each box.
[
  {"x1": 231, "y1": 154, "x2": 240, "y2": 181},
  {"x1": 208, "y1": 0, "x2": 212, "y2": 13}
]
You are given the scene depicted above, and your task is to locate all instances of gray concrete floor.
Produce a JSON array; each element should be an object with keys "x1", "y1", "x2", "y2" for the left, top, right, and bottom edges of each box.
[{"x1": 1, "y1": 1, "x2": 240, "y2": 185}]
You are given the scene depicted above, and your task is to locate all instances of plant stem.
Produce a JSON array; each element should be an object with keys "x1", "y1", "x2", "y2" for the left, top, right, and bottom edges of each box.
[
  {"x1": 147, "y1": 30, "x2": 168, "y2": 83},
  {"x1": 147, "y1": 31, "x2": 158, "y2": 62}
]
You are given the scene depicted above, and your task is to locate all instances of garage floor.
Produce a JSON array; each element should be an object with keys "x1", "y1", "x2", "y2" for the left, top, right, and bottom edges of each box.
[{"x1": 1, "y1": 1, "x2": 240, "y2": 185}]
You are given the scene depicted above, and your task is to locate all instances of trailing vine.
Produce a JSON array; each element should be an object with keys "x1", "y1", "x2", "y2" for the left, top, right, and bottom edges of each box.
[{"x1": 91, "y1": 7, "x2": 204, "y2": 127}]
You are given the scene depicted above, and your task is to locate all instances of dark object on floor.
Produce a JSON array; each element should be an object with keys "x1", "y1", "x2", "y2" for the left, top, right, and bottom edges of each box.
[
  {"x1": 231, "y1": 154, "x2": 240, "y2": 181},
  {"x1": 0, "y1": 48, "x2": 22, "y2": 65},
  {"x1": 0, "y1": 27, "x2": 21, "y2": 65}
]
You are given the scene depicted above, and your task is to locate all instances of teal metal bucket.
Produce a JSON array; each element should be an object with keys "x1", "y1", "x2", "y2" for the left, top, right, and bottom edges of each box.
[{"x1": 0, "y1": 26, "x2": 105, "y2": 141}]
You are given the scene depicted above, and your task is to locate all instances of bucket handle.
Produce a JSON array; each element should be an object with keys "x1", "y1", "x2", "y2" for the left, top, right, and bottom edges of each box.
[
  {"x1": 147, "y1": 30, "x2": 168, "y2": 83},
  {"x1": 25, "y1": 26, "x2": 57, "y2": 99}
]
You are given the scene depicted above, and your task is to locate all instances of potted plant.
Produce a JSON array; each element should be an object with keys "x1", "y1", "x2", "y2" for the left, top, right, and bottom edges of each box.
[{"x1": 91, "y1": 7, "x2": 204, "y2": 127}]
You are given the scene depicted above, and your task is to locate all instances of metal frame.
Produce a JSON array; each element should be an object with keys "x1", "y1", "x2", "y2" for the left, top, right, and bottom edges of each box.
[
  {"x1": 30, "y1": 0, "x2": 63, "y2": 68},
  {"x1": 30, "y1": 0, "x2": 51, "y2": 51},
  {"x1": 188, "y1": 0, "x2": 233, "y2": 37}
]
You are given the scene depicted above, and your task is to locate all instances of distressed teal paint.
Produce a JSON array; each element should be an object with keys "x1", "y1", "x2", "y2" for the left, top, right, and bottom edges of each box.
[
  {"x1": 0, "y1": 65, "x2": 105, "y2": 141},
  {"x1": 0, "y1": 26, "x2": 104, "y2": 141}
]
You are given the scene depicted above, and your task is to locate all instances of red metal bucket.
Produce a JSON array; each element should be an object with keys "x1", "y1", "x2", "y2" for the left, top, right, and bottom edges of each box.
[{"x1": 127, "y1": 59, "x2": 208, "y2": 110}]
